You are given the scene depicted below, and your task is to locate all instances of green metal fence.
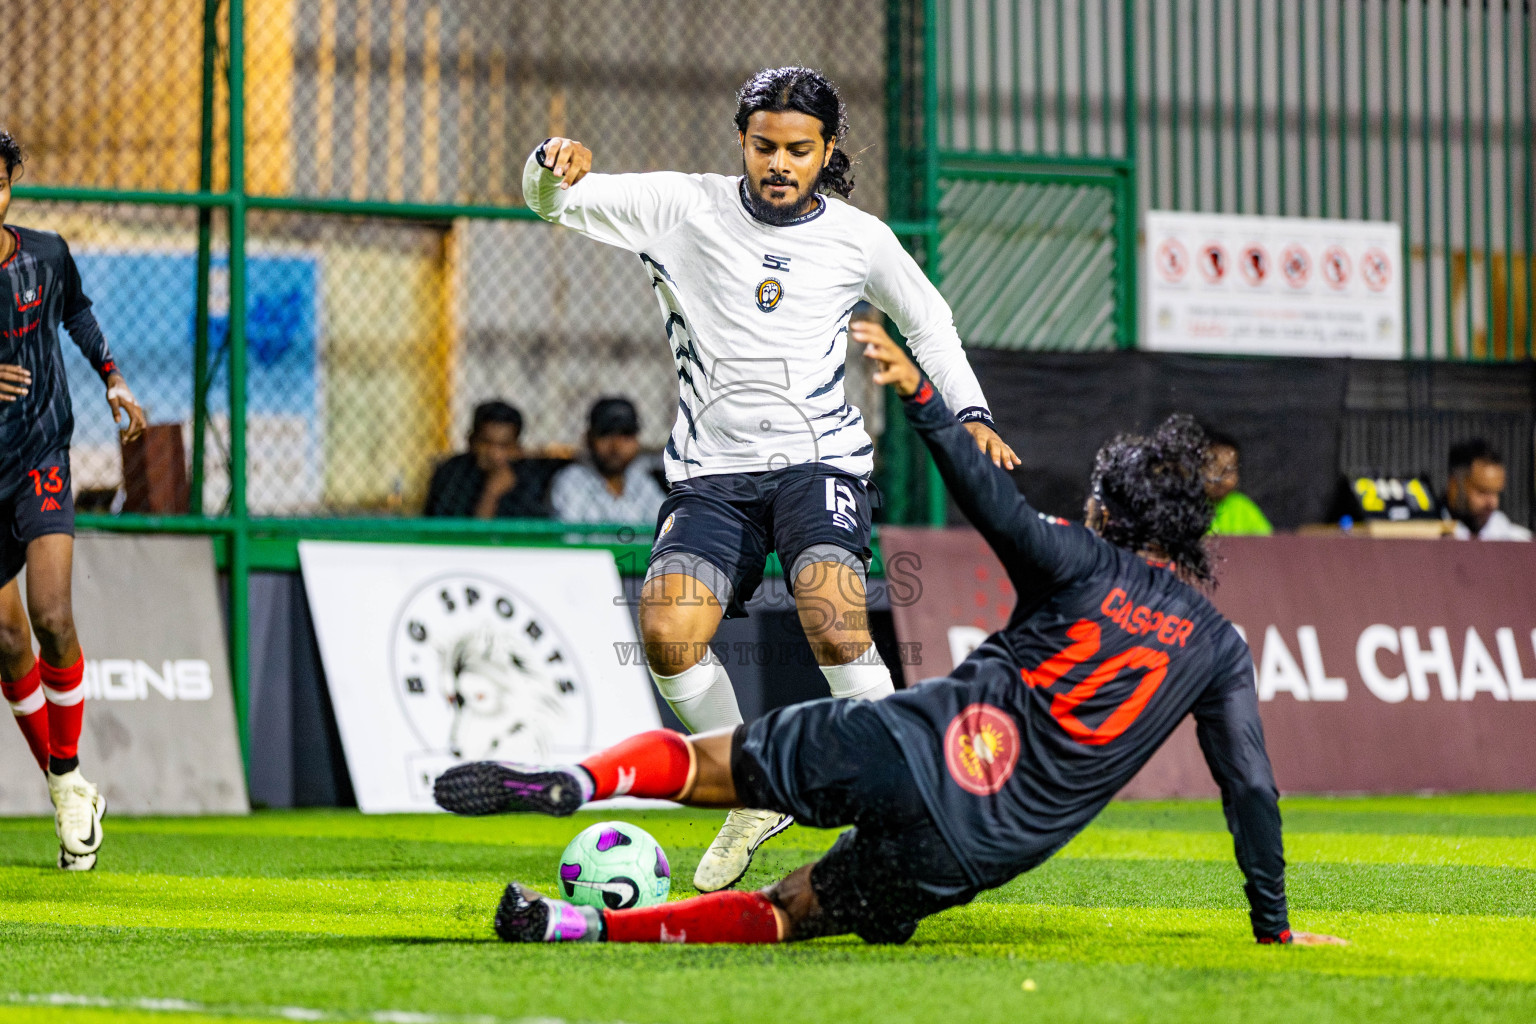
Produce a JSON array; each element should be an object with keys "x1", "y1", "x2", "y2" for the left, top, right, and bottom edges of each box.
[
  {"x1": 924, "y1": 0, "x2": 1139, "y2": 353},
  {"x1": 916, "y1": 0, "x2": 1534, "y2": 362},
  {"x1": 1137, "y1": 0, "x2": 1534, "y2": 361}
]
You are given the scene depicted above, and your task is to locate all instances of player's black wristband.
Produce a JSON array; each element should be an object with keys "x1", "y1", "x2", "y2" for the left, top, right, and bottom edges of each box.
[
  {"x1": 956, "y1": 406, "x2": 995, "y2": 429},
  {"x1": 534, "y1": 138, "x2": 556, "y2": 170},
  {"x1": 900, "y1": 376, "x2": 938, "y2": 407},
  {"x1": 1256, "y1": 928, "x2": 1293, "y2": 945}
]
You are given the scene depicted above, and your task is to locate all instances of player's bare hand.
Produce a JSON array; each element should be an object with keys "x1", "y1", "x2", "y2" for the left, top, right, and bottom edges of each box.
[
  {"x1": 106, "y1": 372, "x2": 148, "y2": 442},
  {"x1": 964, "y1": 421, "x2": 1020, "y2": 471},
  {"x1": 854, "y1": 320, "x2": 921, "y2": 397},
  {"x1": 1287, "y1": 931, "x2": 1349, "y2": 946},
  {"x1": 541, "y1": 137, "x2": 592, "y2": 189},
  {"x1": 0, "y1": 363, "x2": 30, "y2": 402}
]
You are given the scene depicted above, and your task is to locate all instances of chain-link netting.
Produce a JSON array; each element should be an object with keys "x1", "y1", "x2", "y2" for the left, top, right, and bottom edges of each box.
[
  {"x1": 263, "y1": 0, "x2": 888, "y2": 210},
  {"x1": 8, "y1": 0, "x2": 892, "y2": 519},
  {"x1": 8, "y1": 0, "x2": 227, "y2": 193}
]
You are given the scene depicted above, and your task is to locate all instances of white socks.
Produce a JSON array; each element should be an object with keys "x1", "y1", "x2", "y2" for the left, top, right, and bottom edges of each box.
[
  {"x1": 651, "y1": 648, "x2": 893, "y2": 733},
  {"x1": 649, "y1": 658, "x2": 743, "y2": 733},
  {"x1": 819, "y1": 657, "x2": 895, "y2": 701}
]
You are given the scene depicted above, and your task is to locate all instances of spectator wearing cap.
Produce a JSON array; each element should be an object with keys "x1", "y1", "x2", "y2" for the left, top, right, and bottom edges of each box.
[
  {"x1": 1444, "y1": 439, "x2": 1532, "y2": 541},
  {"x1": 424, "y1": 400, "x2": 569, "y2": 518},
  {"x1": 550, "y1": 397, "x2": 666, "y2": 524},
  {"x1": 1204, "y1": 430, "x2": 1272, "y2": 536}
]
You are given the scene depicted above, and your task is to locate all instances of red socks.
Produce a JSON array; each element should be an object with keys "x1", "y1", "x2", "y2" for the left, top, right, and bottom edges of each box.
[
  {"x1": 39, "y1": 652, "x2": 85, "y2": 765},
  {"x1": 603, "y1": 890, "x2": 782, "y2": 944},
  {"x1": 2, "y1": 661, "x2": 50, "y2": 771},
  {"x1": 579, "y1": 729, "x2": 694, "y2": 800}
]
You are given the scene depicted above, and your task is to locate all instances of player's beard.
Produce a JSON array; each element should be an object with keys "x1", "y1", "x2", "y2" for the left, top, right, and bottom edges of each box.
[{"x1": 741, "y1": 163, "x2": 821, "y2": 226}]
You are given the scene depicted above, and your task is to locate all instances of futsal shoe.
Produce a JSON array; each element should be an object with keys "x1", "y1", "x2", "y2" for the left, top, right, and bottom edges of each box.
[
  {"x1": 494, "y1": 883, "x2": 603, "y2": 943},
  {"x1": 48, "y1": 769, "x2": 105, "y2": 860},
  {"x1": 433, "y1": 762, "x2": 591, "y2": 817},
  {"x1": 58, "y1": 848, "x2": 97, "y2": 871},
  {"x1": 692, "y1": 808, "x2": 793, "y2": 892}
]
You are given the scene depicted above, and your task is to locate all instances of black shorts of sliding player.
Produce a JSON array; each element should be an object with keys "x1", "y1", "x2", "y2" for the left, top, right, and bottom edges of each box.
[{"x1": 731, "y1": 697, "x2": 978, "y2": 944}]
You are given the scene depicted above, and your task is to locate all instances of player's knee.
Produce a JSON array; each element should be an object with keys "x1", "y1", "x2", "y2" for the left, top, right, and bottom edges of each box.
[
  {"x1": 808, "y1": 634, "x2": 875, "y2": 667},
  {"x1": 0, "y1": 614, "x2": 29, "y2": 658},
  {"x1": 28, "y1": 604, "x2": 76, "y2": 654},
  {"x1": 639, "y1": 610, "x2": 706, "y2": 676},
  {"x1": 639, "y1": 632, "x2": 700, "y2": 677},
  {"x1": 798, "y1": 613, "x2": 873, "y2": 666}
]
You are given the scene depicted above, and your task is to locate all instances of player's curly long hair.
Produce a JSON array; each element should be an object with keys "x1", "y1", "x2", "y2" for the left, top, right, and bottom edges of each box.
[
  {"x1": 733, "y1": 66, "x2": 855, "y2": 198},
  {"x1": 0, "y1": 130, "x2": 24, "y2": 180},
  {"x1": 1089, "y1": 414, "x2": 1215, "y2": 585}
]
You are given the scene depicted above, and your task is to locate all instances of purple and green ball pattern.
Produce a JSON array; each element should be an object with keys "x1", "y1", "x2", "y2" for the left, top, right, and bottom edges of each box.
[{"x1": 557, "y1": 820, "x2": 671, "y2": 910}]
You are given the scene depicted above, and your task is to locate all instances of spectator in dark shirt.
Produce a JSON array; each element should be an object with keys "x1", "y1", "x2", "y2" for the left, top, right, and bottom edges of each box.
[{"x1": 423, "y1": 401, "x2": 568, "y2": 519}]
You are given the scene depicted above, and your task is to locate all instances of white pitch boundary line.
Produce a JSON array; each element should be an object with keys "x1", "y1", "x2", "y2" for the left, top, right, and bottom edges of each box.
[{"x1": 3, "y1": 992, "x2": 625, "y2": 1024}]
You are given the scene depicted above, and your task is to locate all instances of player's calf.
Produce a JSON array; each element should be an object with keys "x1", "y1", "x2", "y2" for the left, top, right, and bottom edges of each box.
[
  {"x1": 434, "y1": 728, "x2": 707, "y2": 816},
  {"x1": 2, "y1": 660, "x2": 50, "y2": 771},
  {"x1": 492, "y1": 883, "x2": 785, "y2": 944}
]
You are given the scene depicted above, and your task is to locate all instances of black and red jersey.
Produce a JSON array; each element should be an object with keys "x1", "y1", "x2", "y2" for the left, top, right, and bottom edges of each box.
[
  {"x1": 0, "y1": 226, "x2": 118, "y2": 496},
  {"x1": 870, "y1": 380, "x2": 1289, "y2": 941}
]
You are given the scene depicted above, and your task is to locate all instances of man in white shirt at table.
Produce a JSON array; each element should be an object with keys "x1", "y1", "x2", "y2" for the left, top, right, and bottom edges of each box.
[
  {"x1": 550, "y1": 397, "x2": 666, "y2": 524},
  {"x1": 1444, "y1": 439, "x2": 1532, "y2": 541}
]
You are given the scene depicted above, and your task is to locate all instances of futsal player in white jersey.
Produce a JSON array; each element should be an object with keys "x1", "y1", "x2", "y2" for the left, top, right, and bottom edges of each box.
[{"x1": 525, "y1": 66, "x2": 1017, "y2": 891}]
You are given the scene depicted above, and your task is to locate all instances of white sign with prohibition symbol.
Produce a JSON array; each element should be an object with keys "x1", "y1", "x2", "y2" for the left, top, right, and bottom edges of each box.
[{"x1": 1144, "y1": 210, "x2": 1402, "y2": 359}]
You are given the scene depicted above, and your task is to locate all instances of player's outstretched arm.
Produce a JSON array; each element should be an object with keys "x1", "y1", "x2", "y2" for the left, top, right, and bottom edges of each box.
[
  {"x1": 521, "y1": 139, "x2": 705, "y2": 254},
  {"x1": 1193, "y1": 654, "x2": 1346, "y2": 946},
  {"x1": 861, "y1": 229, "x2": 1016, "y2": 469},
  {"x1": 861, "y1": 325, "x2": 1063, "y2": 578},
  {"x1": 537, "y1": 136, "x2": 593, "y2": 189},
  {"x1": 854, "y1": 321, "x2": 1015, "y2": 466}
]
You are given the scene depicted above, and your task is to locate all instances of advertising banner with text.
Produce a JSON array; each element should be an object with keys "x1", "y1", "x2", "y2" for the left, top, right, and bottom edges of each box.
[
  {"x1": 0, "y1": 534, "x2": 249, "y2": 815},
  {"x1": 882, "y1": 528, "x2": 1536, "y2": 796}
]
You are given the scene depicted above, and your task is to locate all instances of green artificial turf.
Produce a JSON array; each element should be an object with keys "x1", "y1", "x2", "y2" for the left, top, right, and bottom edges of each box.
[{"x1": 1, "y1": 795, "x2": 1532, "y2": 1024}]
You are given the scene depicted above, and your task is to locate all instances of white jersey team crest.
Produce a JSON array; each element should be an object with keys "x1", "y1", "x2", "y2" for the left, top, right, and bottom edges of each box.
[{"x1": 524, "y1": 152, "x2": 992, "y2": 482}]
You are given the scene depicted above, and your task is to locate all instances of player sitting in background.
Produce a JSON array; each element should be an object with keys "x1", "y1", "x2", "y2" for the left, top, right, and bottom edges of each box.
[
  {"x1": 435, "y1": 325, "x2": 1345, "y2": 949},
  {"x1": 523, "y1": 66, "x2": 1016, "y2": 891},
  {"x1": 0, "y1": 128, "x2": 147, "y2": 870}
]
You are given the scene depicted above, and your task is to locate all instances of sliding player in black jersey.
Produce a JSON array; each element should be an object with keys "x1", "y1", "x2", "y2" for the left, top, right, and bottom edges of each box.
[
  {"x1": 0, "y1": 130, "x2": 147, "y2": 870},
  {"x1": 435, "y1": 322, "x2": 1344, "y2": 948}
]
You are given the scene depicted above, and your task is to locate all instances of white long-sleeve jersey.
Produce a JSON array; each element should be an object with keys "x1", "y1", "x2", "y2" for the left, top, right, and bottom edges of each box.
[{"x1": 523, "y1": 149, "x2": 993, "y2": 482}]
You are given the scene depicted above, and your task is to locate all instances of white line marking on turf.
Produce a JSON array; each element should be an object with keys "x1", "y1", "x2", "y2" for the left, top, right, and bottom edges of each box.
[{"x1": 4, "y1": 993, "x2": 601, "y2": 1024}]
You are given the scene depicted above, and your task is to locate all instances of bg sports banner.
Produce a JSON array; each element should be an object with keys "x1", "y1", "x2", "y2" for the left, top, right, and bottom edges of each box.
[
  {"x1": 299, "y1": 542, "x2": 661, "y2": 813},
  {"x1": 882, "y1": 528, "x2": 1536, "y2": 796},
  {"x1": 0, "y1": 533, "x2": 249, "y2": 815}
]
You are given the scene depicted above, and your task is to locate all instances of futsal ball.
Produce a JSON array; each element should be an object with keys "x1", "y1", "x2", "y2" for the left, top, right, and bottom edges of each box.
[{"x1": 557, "y1": 821, "x2": 671, "y2": 910}]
